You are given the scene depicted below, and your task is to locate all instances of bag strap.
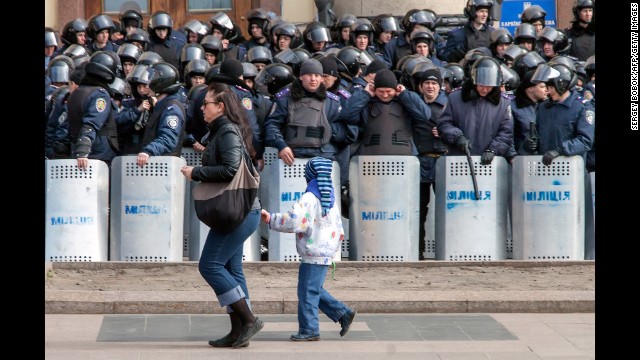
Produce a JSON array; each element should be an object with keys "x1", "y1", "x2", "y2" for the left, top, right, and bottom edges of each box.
[{"x1": 230, "y1": 123, "x2": 256, "y2": 175}]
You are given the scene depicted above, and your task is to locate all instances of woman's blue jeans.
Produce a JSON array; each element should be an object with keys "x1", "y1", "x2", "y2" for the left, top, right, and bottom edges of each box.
[
  {"x1": 297, "y1": 262, "x2": 350, "y2": 335},
  {"x1": 198, "y1": 209, "x2": 260, "y2": 312}
]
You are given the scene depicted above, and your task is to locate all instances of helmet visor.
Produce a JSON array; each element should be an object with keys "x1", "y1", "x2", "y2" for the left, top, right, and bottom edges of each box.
[
  {"x1": 530, "y1": 64, "x2": 560, "y2": 84},
  {"x1": 306, "y1": 27, "x2": 331, "y2": 42},
  {"x1": 473, "y1": 66, "x2": 501, "y2": 86},
  {"x1": 377, "y1": 17, "x2": 400, "y2": 33}
]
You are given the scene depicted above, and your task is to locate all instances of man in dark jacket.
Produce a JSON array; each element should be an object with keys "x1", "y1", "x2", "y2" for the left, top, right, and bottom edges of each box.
[
  {"x1": 442, "y1": 0, "x2": 495, "y2": 64},
  {"x1": 565, "y1": 0, "x2": 595, "y2": 61},
  {"x1": 438, "y1": 56, "x2": 514, "y2": 164}
]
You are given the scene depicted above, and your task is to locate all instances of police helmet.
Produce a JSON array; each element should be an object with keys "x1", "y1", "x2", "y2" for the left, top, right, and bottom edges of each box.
[
  {"x1": 242, "y1": 62, "x2": 259, "y2": 79},
  {"x1": 503, "y1": 44, "x2": 528, "y2": 63},
  {"x1": 303, "y1": 21, "x2": 331, "y2": 48},
  {"x1": 61, "y1": 18, "x2": 88, "y2": 45},
  {"x1": 204, "y1": 64, "x2": 222, "y2": 82},
  {"x1": 183, "y1": 19, "x2": 208, "y2": 41},
  {"x1": 500, "y1": 63, "x2": 520, "y2": 91},
  {"x1": 514, "y1": 23, "x2": 537, "y2": 44},
  {"x1": 148, "y1": 11, "x2": 174, "y2": 36},
  {"x1": 411, "y1": 61, "x2": 438, "y2": 90},
  {"x1": 464, "y1": 0, "x2": 494, "y2": 20},
  {"x1": 255, "y1": 63, "x2": 295, "y2": 95},
  {"x1": 403, "y1": 9, "x2": 438, "y2": 33},
  {"x1": 149, "y1": 62, "x2": 181, "y2": 95},
  {"x1": 461, "y1": 47, "x2": 492, "y2": 78},
  {"x1": 545, "y1": 63, "x2": 576, "y2": 94},
  {"x1": 117, "y1": 43, "x2": 142, "y2": 65},
  {"x1": 584, "y1": 55, "x2": 595, "y2": 79},
  {"x1": 126, "y1": 64, "x2": 151, "y2": 85},
  {"x1": 512, "y1": 51, "x2": 546, "y2": 78},
  {"x1": 87, "y1": 14, "x2": 116, "y2": 39},
  {"x1": 444, "y1": 62, "x2": 466, "y2": 88},
  {"x1": 185, "y1": 58, "x2": 210, "y2": 78},
  {"x1": 409, "y1": 29, "x2": 436, "y2": 55},
  {"x1": 125, "y1": 28, "x2": 150, "y2": 50},
  {"x1": 273, "y1": 22, "x2": 302, "y2": 49},
  {"x1": 109, "y1": 77, "x2": 127, "y2": 101},
  {"x1": 137, "y1": 51, "x2": 164, "y2": 66},
  {"x1": 274, "y1": 48, "x2": 311, "y2": 77},
  {"x1": 537, "y1": 27, "x2": 570, "y2": 53},
  {"x1": 72, "y1": 54, "x2": 91, "y2": 68},
  {"x1": 336, "y1": 46, "x2": 373, "y2": 77},
  {"x1": 63, "y1": 44, "x2": 89, "y2": 59},
  {"x1": 48, "y1": 55, "x2": 76, "y2": 83},
  {"x1": 120, "y1": 8, "x2": 143, "y2": 29},
  {"x1": 372, "y1": 14, "x2": 401, "y2": 37},
  {"x1": 400, "y1": 54, "x2": 431, "y2": 88},
  {"x1": 200, "y1": 35, "x2": 224, "y2": 54},
  {"x1": 470, "y1": 56, "x2": 502, "y2": 87},
  {"x1": 573, "y1": 0, "x2": 595, "y2": 20},
  {"x1": 350, "y1": 19, "x2": 375, "y2": 46},
  {"x1": 529, "y1": 64, "x2": 561, "y2": 84},
  {"x1": 85, "y1": 50, "x2": 119, "y2": 83},
  {"x1": 209, "y1": 12, "x2": 235, "y2": 39},
  {"x1": 548, "y1": 55, "x2": 576, "y2": 72},
  {"x1": 247, "y1": 8, "x2": 271, "y2": 34},
  {"x1": 490, "y1": 28, "x2": 513, "y2": 46},
  {"x1": 335, "y1": 14, "x2": 358, "y2": 30},
  {"x1": 521, "y1": 5, "x2": 546, "y2": 25},
  {"x1": 180, "y1": 43, "x2": 206, "y2": 65},
  {"x1": 45, "y1": 27, "x2": 59, "y2": 49},
  {"x1": 247, "y1": 46, "x2": 273, "y2": 64},
  {"x1": 574, "y1": 61, "x2": 587, "y2": 84}
]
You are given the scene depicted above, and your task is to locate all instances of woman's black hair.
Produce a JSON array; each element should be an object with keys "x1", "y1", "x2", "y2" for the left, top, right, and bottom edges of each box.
[{"x1": 207, "y1": 82, "x2": 256, "y2": 158}]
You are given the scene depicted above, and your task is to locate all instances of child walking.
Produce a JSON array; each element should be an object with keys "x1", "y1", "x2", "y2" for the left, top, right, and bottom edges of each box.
[{"x1": 261, "y1": 157, "x2": 357, "y2": 341}]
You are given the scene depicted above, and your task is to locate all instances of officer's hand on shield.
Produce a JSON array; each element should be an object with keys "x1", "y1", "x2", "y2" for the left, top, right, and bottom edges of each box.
[
  {"x1": 279, "y1": 146, "x2": 295, "y2": 166},
  {"x1": 455, "y1": 135, "x2": 469, "y2": 152},
  {"x1": 542, "y1": 148, "x2": 561, "y2": 166},
  {"x1": 480, "y1": 150, "x2": 495, "y2": 165},
  {"x1": 524, "y1": 136, "x2": 538, "y2": 153},
  {"x1": 137, "y1": 152, "x2": 150, "y2": 167},
  {"x1": 77, "y1": 157, "x2": 89, "y2": 170}
]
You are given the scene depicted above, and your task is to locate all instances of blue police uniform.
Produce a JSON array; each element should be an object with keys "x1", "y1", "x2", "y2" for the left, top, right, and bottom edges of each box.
[
  {"x1": 438, "y1": 87, "x2": 513, "y2": 157},
  {"x1": 45, "y1": 90, "x2": 71, "y2": 159},
  {"x1": 148, "y1": 36, "x2": 185, "y2": 70},
  {"x1": 535, "y1": 91, "x2": 594, "y2": 156},
  {"x1": 381, "y1": 34, "x2": 410, "y2": 70},
  {"x1": 231, "y1": 85, "x2": 263, "y2": 159},
  {"x1": 114, "y1": 98, "x2": 146, "y2": 154},
  {"x1": 139, "y1": 93, "x2": 186, "y2": 156},
  {"x1": 264, "y1": 84, "x2": 346, "y2": 160},
  {"x1": 87, "y1": 40, "x2": 119, "y2": 54},
  {"x1": 67, "y1": 86, "x2": 119, "y2": 163},
  {"x1": 442, "y1": 23, "x2": 495, "y2": 63},
  {"x1": 511, "y1": 97, "x2": 538, "y2": 155},
  {"x1": 244, "y1": 38, "x2": 272, "y2": 52},
  {"x1": 535, "y1": 90, "x2": 595, "y2": 260}
]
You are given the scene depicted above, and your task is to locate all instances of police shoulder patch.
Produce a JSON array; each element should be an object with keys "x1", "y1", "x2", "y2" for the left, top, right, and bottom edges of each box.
[
  {"x1": 275, "y1": 87, "x2": 290, "y2": 99},
  {"x1": 242, "y1": 97, "x2": 253, "y2": 110},
  {"x1": 166, "y1": 115, "x2": 179, "y2": 129},
  {"x1": 577, "y1": 96, "x2": 589, "y2": 104},
  {"x1": 337, "y1": 89, "x2": 351, "y2": 99},
  {"x1": 326, "y1": 92, "x2": 340, "y2": 102},
  {"x1": 95, "y1": 98, "x2": 107, "y2": 113},
  {"x1": 585, "y1": 110, "x2": 595, "y2": 125}
]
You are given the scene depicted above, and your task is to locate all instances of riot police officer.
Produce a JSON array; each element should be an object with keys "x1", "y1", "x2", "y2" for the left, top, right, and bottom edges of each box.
[
  {"x1": 86, "y1": 14, "x2": 120, "y2": 54},
  {"x1": 245, "y1": 8, "x2": 273, "y2": 51},
  {"x1": 147, "y1": 11, "x2": 185, "y2": 69},
  {"x1": 383, "y1": 9, "x2": 438, "y2": 70},
  {"x1": 67, "y1": 51, "x2": 121, "y2": 169},
  {"x1": 442, "y1": 0, "x2": 495, "y2": 63},
  {"x1": 565, "y1": 0, "x2": 595, "y2": 61},
  {"x1": 136, "y1": 62, "x2": 187, "y2": 167}
]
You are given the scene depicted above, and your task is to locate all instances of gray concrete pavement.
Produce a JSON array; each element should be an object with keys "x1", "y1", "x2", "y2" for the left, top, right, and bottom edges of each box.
[{"x1": 45, "y1": 313, "x2": 595, "y2": 359}]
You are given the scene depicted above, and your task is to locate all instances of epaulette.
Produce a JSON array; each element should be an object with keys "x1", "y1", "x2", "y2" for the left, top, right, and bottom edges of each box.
[
  {"x1": 96, "y1": 87, "x2": 108, "y2": 94},
  {"x1": 234, "y1": 85, "x2": 250, "y2": 93},
  {"x1": 501, "y1": 93, "x2": 515, "y2": 101},
  {"x1": 450, "y1": 87, "x2": 462, "y2": 93},
  {"x1": 337, "y1": 89, "x2": 351, "y2": 99},
  {"x1": 275, "y1": 87, "x2": 290, "y2": 99},
  {"x1": 326, "y1": 92, "x2": 340, "y2": 102},
  {"x1": 576, "y1": 96, "x2": 589, "y2": 104}
]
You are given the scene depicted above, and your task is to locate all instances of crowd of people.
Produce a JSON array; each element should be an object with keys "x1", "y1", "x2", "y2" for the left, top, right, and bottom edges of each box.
[{"x1": 44, "y1": 0, "x2": 596, "y2": 346}]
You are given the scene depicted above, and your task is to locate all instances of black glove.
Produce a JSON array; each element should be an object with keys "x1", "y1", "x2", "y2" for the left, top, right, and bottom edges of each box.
[
  {"x1": 455, "y1": 135, "x2": 469, "y2": 152},
  {"x1": 542, "y1": 149, "x2": 561, "y2": 166},
  {"x1": 480, "y1": 150, "x2": 495, "y2": 165},
  {"x1": 523, "y1": 137, "x2": 538, "y2": 154}
]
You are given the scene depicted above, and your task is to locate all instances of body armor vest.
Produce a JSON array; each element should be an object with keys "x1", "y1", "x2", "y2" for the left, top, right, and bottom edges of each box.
[
  {"x1": 360, "y1": 100, "x2": 413, "y2": 155},
  {"x1": 67, "y1": 85, "x2": 119, "y2": 151},
  {"x1": 285, "y1": 96, "x2": 332, "y2": 148},
  {"x1": 464, "y1": 25, "x2": 492, "y2": 52},
  {"x1": 140, "y1": 98, "x2": 186, "y2": 156}
]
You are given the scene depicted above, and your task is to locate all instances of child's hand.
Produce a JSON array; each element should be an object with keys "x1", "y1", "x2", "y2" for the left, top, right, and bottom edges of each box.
[{"x1": 260, "y1": 209, "x2": 270, "y2": 224}]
